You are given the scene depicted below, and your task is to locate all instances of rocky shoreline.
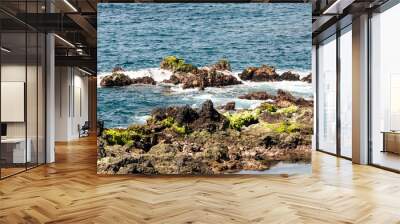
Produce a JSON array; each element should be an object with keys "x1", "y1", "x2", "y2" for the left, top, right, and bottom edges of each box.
[
  {"x1": 97, "y1": 89, "x2": 313, "y2": 175},
  {"x1": 99, "y1": 56, "x2": 312, "y2": 88}
]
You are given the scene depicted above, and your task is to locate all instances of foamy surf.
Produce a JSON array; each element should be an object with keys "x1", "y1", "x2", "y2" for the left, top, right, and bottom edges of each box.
[{"x1": 98, "y1": 68, "x2": 173, "y2": 87}]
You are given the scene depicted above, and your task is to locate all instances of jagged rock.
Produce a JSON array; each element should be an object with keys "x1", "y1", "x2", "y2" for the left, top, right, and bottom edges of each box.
[
  {"x1": 276, "y1": 89, "x2": 313, "y2": 107},
  {"x1": 280, "y1": 71, "x2": 300, "y2": 81},
  {"x1": 98, "y1": 99, "x2": 313, "y2": 175},
  {"x1": 162, "y1": 75, "x2": 180, "y2": 85},
  {"x1": 239, "y1": 65, "x2": 279, "y2": 82},
  {"x1": 131, "y1": 76, "x2": 156, "y2": 85},
  {"x1": 171, "y1": 69, "x2": 241, "y2": 89},
  {"x1": 238, "y1": 91, "x2": 275, "y2": 100},
  {"x1": 112, "y1": 66, "x2": 125, "y2": 73},
  {"x1": 175, "y1": 105, "x2": 199, "y2": 124},
  {"x1": 198, "y1": 100, "x2": 221, "y2": 121},
  {"x1": 100, "y1": 72, "x2": 132, "y2": 87},
  {"x1": 161, "y1": 57, "x2": 241, "y2": 89},
  {"x1": 211, "y1": 59, "x2": 231, "y2": 71},
  {"x1": 301, "y1": 73, "x2": 312, "y2": 83},
  {"x1": 224, "y1": 102, "x2": 236, "y2": 111},
  {"x1": 276, "y1": 89, "x2": 297, "y2": 102},
  {"x1": 160, "y1": 56, "x2": 197, "y2": 73}
]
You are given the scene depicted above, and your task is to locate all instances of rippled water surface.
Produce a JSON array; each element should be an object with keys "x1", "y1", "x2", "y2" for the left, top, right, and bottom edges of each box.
[{"x1": 97, "y1": 4, "x2": 312, "y2": 128}]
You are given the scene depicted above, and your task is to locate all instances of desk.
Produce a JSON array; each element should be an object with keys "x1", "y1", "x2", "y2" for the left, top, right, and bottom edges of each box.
[
  {"x1": 1, "y1": 138, "x2": 31, "y2": 163},
  {"x1": 381, "y1": 131, "x2": 400, "y2": 154}
]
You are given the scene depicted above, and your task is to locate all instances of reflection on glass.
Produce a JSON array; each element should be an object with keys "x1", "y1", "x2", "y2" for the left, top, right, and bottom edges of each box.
[
  {"x1": 317, "y1": 35, "x2": 337, "y2": 154},
  {"x1": 340, "y1": 27, "x2": 352, "y2": 158},
  {"x1": 27, "y1": 32, "x2": 38, "y2": 169},
  {"x1": 1, "y1": 32, "x2": 27, "y2": 177},
  {"x1": 371, "y1": 3, "x2": 400, "y2": 171}
]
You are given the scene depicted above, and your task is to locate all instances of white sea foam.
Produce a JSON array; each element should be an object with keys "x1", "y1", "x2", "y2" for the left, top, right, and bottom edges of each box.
[
  {"x1": 98, "y1": 68, "x2": 313, "y2": 101},
  {"x1": 132, "y1": 115, "x2": 150, "y2": 125},
  {"x1": 98, "y1": 68, "x2": 173, "y2": 87}
]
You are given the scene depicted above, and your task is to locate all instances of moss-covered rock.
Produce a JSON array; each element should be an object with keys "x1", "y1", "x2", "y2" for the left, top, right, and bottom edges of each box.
[
  {"x1": 158, "y1": 117, "x2": 174, "y2": 128},
  {"x1": 225, "y1": 110, "x2": 259, "y2": 130},
  {"x1": 275, "y1": 105, "x2": 298, "y2": 116},
  {"x1": 160, "y1": 56, "x2": 197, "y2": 73},
  {"x1": 172, "y1": 123, "x2": 188, "y2": 135}
]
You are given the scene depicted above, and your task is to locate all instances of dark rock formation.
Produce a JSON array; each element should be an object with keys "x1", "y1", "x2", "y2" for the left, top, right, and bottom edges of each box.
[
  {"x1": 161, "y1": 57, "x2": 241, "y2": 89},
  {"x1": 160, "y1": 56, "x2": 197, "y2": 73},
  {"x1": 238, "y1": 91, "x2": 275, "y2": 100},
  {"x1": 100, "y1": 72, "x2": 132, "y2": 87},
  {"x1": 131, "y1": 76, "x2": 156, "y2": 85},
  {"x1": 301, "y1": 73, "x2": 312, "y2": 83},
  {"x1": 112, "y1": 66, "x2": 125, "y2": 73},
  {"x1": 280, "y1": 71, "x2": 300, "y2": 81},
  {"x1": 223, "y1": 102, "x2": 235, "y2": 111},
  {"x1": 164, "y1": 67, "x2": 241, "y2": 90},
  {"x1": 239, "y1": 65, "x2": 279, "y2": 82},
  {"x1": 238, "y1": 89, "x2": 313, "y2": 107},
  {"x1": 211, "y1": 59, "x2": 231, "y2": 71},
  {"x1": 98, "y1": 99, "x2": 313, "y2": 175},
  {"x1": 276, "y1": 89, "x2": 313, "y2": 107},
  {"x1": 175, "y1": 105, "x2": 199, "y2": 124}
]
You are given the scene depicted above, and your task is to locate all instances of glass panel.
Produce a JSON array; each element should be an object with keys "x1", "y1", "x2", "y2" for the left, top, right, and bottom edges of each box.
[
  {"x1": 339, "y1": 27, "x2": 352, "y2": 158},
  {"x1": 317, "y1": 35, "x2": 337, "y2": 154},
  {"x1": 1, "y1": 31, "x2": 27, "y2": 177},
  {"x1": 38, "y1": 32, "x2": 46, "y2": 165},
  {"x1": 371, "y1": 4, "x2": 400, "y2": 171},
  {"x1": 27, "y1": 31, "x2": 38, "y2": 169}
]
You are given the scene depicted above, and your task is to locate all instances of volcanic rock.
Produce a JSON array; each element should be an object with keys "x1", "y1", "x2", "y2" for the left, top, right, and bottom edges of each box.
[
  {"x1": 238, "y1": 91, "x2": 275, "y2": 100},
  {"x1": 239, "y1": 65, "x2": 279, "y2": 82},
  {"x1": 223, "y1": 102, "x2": 236, "y2": 111},
  {"x1": 280, "y1": 71, "x2": 300, "y2": 81},
  {"x1": 301, "y1": 73, "x2": 312, "y2": 83},
  {"x1": 100, "y1": 72, "x2": 132, "y2": 87},
  {"x1": 131, "y1": 76, "x2": 156, "y2": 85}
]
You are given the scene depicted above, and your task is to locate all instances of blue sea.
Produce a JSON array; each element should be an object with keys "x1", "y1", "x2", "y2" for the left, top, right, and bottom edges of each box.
[{"x1": 98, "y1": 3, "x2": 312, "y2": 128}]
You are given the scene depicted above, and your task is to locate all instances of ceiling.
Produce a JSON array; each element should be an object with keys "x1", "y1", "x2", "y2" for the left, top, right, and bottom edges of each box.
[{"x1": 0, "y1": 0, "x2": 97, "y2": 74}]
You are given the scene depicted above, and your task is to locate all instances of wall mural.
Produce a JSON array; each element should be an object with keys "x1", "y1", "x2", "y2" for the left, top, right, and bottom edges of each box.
[{"x1": 97, "y1": 3, "x2": 313, "y2": 175}]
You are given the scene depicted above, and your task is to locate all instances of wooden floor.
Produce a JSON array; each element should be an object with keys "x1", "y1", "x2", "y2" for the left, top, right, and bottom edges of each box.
[{"x1": 0, "y1": 136, "x2": 400, "y2": 224}]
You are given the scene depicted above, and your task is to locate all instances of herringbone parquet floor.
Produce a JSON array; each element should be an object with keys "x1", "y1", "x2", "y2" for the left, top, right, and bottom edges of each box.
[{"x1": 0, "y1": 136, "x2": 400, "y2": 224}]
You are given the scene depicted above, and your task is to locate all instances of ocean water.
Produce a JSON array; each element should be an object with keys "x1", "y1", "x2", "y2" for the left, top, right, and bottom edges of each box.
[{"x1": 97, "y1": 3, "x2": 312, "y2": 128}]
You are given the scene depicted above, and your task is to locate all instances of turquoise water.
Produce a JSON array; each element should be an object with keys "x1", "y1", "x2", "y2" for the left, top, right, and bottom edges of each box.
[{"x1": 97, "y1": 3, "x2": 312, "y2": 128}]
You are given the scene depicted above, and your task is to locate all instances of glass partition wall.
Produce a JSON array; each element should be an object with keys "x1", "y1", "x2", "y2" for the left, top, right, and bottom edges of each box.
[
  {"x1": 317, "y1": 35, "x2": 337, "y2": 155},
  {"x1": 0, "y1": 4, "x2": 46, "y2": 179},
  {"x1": 339, "y1": 26, "x2": 352, "y2": 159},
  {"x1": 316, "y1": 25, "x2": 353, "y2": 159},
  {"x1": 370, "y1": 3, "x2": 400, "y2": 171}
]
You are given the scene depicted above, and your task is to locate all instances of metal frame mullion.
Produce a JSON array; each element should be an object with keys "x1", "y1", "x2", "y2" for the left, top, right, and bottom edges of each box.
[{"x1": 336, "y1": 23, "x2": 341, "y2": 157}]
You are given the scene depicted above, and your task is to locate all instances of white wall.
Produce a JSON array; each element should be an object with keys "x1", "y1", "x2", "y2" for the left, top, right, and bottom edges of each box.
[{"x1": 54, "y1": 67, "x2": 89, "y2": 141}]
